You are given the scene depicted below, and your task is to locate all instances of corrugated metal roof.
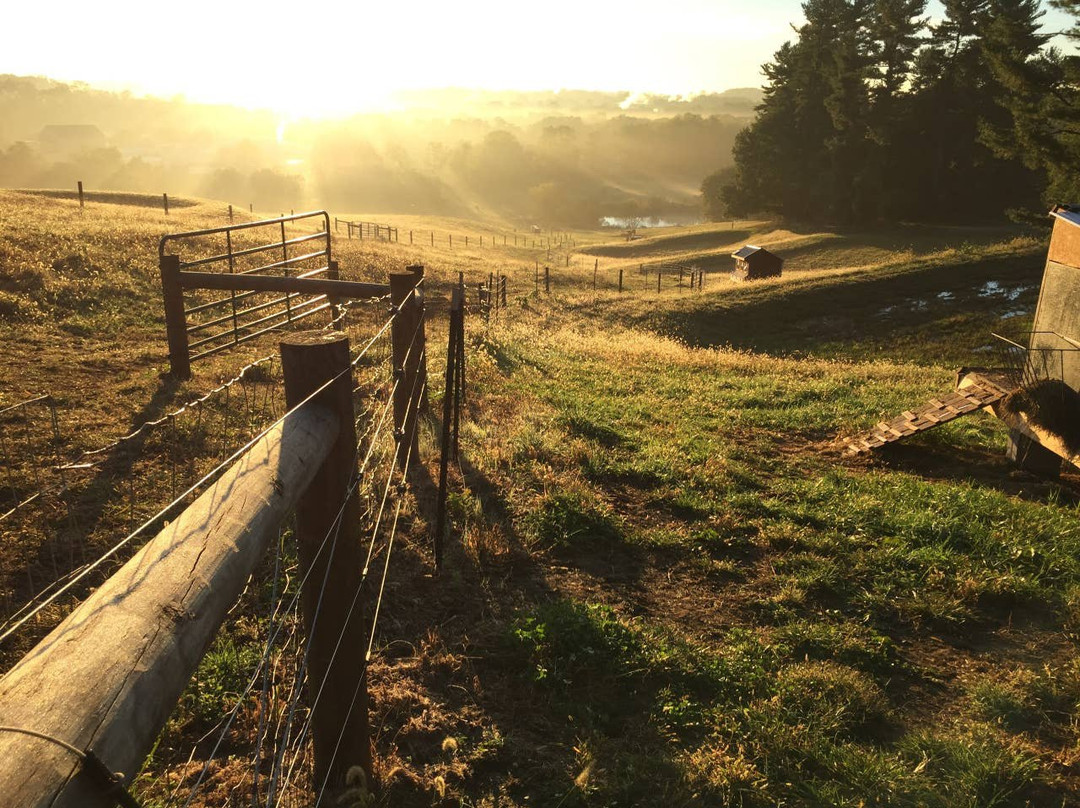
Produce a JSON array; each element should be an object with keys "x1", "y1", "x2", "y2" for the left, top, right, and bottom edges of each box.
[
  {"x1": 732, "y1": 244, "x2": 783, "y2": 260},
  {"x1": 1051, "y1": 204, "x2": 1080, "y2": 229},
  {"x1": 732, "y1": 244, "x2": 763, "y2": 259}
]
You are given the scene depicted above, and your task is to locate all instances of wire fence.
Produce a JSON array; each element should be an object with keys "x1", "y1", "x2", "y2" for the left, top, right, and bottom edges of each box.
[
  {"x1": 0, "y1": 273, "x2": 437, "y2": 806},
  {"x1": 334, "y1": 217, "x2": 575, "y2": 252},
  {"x1": 1, "y1": 199, "x2": 727, "y2": 805},
  {"x1": 0, "y1": 292, "x2": 396, "y2": 667},
  {"x1": 135, "y1": 309, "x2": 424, "y2": 807}
]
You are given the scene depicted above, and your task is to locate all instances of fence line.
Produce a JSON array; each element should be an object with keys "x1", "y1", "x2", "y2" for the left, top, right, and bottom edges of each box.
[
  {"x1": 333, "y1": 216, "x2": 575, "y2": 253},
  {"x1": 0, "y1": 268, "x2": 433, "y2": 806},
  {"x1": 335, "y1": 218, "x2": 399, "y2": 243},
  {"x1": 1, "y1": 203, "x2": 736, "y2": 804}
]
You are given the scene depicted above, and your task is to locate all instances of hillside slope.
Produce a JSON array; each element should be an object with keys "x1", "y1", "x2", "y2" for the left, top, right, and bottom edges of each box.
[{"x1": 2, "y1": 191, "x2": 1077, "y2": 806}]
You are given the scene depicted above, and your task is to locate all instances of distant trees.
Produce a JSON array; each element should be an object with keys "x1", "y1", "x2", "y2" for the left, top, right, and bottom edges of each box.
[
  {"x1": 714, "y1": 0, "x2": 1079, "y2": 224},
  {"x1": 701, "y1": 167, "x2": 735, "y2": 220},
  {"x1": 981, "y1": 0, "x2": 1080, "y2": 203}
]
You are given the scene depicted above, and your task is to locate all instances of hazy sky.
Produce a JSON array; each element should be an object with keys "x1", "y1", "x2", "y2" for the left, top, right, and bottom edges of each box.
[{"x1": 2, "y1": 0, "x2": 1074, "y2": 117}]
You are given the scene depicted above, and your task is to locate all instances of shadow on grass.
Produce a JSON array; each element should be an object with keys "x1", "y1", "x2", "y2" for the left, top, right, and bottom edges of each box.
[
  {"x1": 370, "y1": 414, "x2": 692, "y2": 804},
  {"x1": 646, "y1": 253, "x2": 1045, "y2": 364},
  {"x1": 869, "y1": 441, "x2": 1080, "y2": 507}
]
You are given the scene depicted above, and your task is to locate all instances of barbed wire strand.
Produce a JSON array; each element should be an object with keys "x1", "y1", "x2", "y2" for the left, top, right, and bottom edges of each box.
[{"x1": 0, "y1": 306, "x2": 402, "y2": 648}]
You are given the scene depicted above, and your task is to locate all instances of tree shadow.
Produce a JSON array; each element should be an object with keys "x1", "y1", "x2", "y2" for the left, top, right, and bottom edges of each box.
[
  {"x1": 372, "y1": 416, "x2": 692, "y2": 805},
  {"x1": 651, "y1": 253, "x2": 1045, "y2": 361}
]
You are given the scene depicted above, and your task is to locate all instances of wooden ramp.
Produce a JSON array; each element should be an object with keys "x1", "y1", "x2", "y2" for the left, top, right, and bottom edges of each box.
[{"x1": 844, "y1": 373, "x2": 1012, "y2": 455}]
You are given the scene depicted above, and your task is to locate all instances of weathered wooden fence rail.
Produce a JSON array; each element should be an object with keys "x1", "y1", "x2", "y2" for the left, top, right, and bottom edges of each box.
[
  {"x1": 0, "y1": 268, "x2": 431, "y2": 806},
  {"x1": 0, "y1": 397, "x2": 340, "y2": 807}
]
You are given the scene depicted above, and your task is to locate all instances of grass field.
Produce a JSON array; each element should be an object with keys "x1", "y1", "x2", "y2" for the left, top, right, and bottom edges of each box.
[{"x1": 2, "y1": 189, "x2": 1078, "y2": 806}]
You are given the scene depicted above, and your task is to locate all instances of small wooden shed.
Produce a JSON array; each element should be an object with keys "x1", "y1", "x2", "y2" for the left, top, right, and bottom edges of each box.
[{"x1": 731, "y1": 245, "x2": 783, "y2": 281}]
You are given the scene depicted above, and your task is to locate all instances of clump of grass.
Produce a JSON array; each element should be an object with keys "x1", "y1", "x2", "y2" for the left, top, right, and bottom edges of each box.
[
  {"x1": 505, "y1": 601, "x2": 1045, "y2": 806},
  {"x1": 970, "y1": 661, "x2": 1080, "y2": 739},
  {"x1": 773, "y1": 617, "x2": 898, "y2": 673},
  {"x1": 897, "y1": 729, "x2": 1041, "y2": 808},
  {"x1": 525, "y1": 491, "x2": 622, "y2": 550},
  {"x1": 768, "y1": 660, "x2": 888, "y2": 737}
]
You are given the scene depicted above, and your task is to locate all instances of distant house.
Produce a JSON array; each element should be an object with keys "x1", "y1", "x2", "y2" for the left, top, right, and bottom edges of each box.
[
  {"x1": 731, "y1": 244, "x2": 782, "y2": 281},
  {"x1": 37, "y1": 125, "x2": 106, "y2": 156}
]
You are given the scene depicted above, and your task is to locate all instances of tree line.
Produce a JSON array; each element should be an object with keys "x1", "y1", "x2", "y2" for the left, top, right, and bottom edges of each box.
[{"x1": 704, "y1": 0, "x2": 1080, "y2": 225}]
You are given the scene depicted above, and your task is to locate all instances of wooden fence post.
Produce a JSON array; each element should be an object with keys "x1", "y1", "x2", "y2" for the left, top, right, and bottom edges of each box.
[
  {"x1": 454, "y1": 296, "x2": 465, "y2": 457},
  {"x1": 408, "y1": 265, "x2": 429, "y2": 412},
  {"x1": 77, "y1": 181, "x2": 84, "y2": 208},
  {"x1": 327, "y1": 259, "x2": 343, "y2": 330},
  {"x1": 228, "y1": 204, "x2": 233, "y2": 222},
  {"x1": 434, "y1": 287, "x2": 463, "y2": 569},
  {"x1": 163, "y1": 193, "x2": 169, "y2": 216},
  {"x1": 390, "y1": 271, "x2": 424, "y2": 470},
  {"x1": 545, "y1": 266, "x2": 550, "y2": 293},
  {"x1": 159, "y1": 253, "x2": 191, "y2": 379},
  {"x1": 619, "y1": 268, "x2": 623, "y2": 293},
  {"x1": 281, "y1": 332, "x2": 372, "y2": 795},
  {"x1": 657, "y1": 270, "x2": 661, "y2": 294}
]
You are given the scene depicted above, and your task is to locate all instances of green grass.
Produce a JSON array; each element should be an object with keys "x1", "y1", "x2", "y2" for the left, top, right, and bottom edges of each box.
[
  {"x1": 503, "y1": 600, "x2": 1042, "y2": 807},
  {"x1": 421, "y1": 272, "x2": 1080, "y2": 804},
  {"x1": 594, "y1": 237, "x2": 1047, "y2": 366}
]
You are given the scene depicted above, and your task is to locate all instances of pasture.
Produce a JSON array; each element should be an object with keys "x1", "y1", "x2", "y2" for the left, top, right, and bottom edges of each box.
[{"x1": 1, "y1": 189, "x2": 1077, "y2": 806}]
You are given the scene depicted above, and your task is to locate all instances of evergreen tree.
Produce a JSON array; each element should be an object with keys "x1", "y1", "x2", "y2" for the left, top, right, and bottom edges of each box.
[
  {"x1": 901, "y1": 0, "x2": 1043, "y2": 220},
  {"x1": 864, "y1": 0, "x2": 928, "y2": 217},
  {"x1": 719, "y1": 0, "x2": 1052, "y2": 223},
  {"x1": 981, "y1": 0, "x2": 1080, "y2": 204},
  {"x1": 723, "y1": 0, "x2": 876, "y2": 222}
]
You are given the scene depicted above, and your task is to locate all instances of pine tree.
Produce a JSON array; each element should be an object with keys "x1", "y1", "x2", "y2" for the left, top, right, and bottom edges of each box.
[
  {"x1": 865, "y1": 0, "x2": 928, "y2": 217},
  {"x1": 723, "y1": 0, "x2": 877, "y2": 222},
  {"x1": 903, "y1": 0, "x2": 1035, "y2": 220},
  {"x1": 982, "y1": 0, "x2": 1080, "y2": 204}
]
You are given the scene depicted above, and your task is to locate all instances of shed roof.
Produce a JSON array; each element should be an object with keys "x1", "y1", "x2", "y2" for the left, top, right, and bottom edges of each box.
[
  {"x1": 731, "y1": 244, "x2": 778, "y2": 260},
  {"x1": 1051, "y1": 204, "x2": 1080, "y2": 230}
]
